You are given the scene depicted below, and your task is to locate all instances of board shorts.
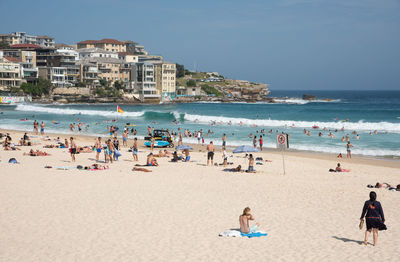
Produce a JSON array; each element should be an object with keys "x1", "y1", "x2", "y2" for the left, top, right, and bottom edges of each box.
[
  {"x1": 96, "y1": 148, "x2": 101, "y2": 153},
  {"x1": 40, "y1": 128, "x2": 44, "y2": 132},
  {"x1": 123, "y1": 137, "x2": 127, "y2": 141},
  {"x1": 133, "y1": 148, "x2": 138, "y2": 155},
  {"x1": 248, "y1": 166, "x2": 255, "y2": 172},
  {"x1": 185, "y1": 156, "x2": 191, "y2": 162},
  {"x1": 207, "y1": 151, "x2": 214, "y2": 160},
  {"x1": 71, "y1": 148, "x2": 76, "y2": 154},
  {"x1": 222, "y1": 141, "x2": 226, "y2": 147}
]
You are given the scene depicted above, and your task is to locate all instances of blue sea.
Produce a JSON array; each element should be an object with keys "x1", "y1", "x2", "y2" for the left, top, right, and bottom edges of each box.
[{"x1": 1, "y1": 90, "x2": 399, "y2": 158}]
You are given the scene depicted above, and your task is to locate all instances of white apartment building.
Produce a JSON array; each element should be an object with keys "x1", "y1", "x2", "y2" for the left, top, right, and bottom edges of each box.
[
  {"x1": 77, "y1": 48, "x2": 118, "y2": 59},
  {"x1": 130, "y1": 62, "x2": 159, "y2": 101}
]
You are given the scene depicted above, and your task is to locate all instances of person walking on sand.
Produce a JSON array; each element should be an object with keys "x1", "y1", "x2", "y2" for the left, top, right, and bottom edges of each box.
[
  {"x1": 94, "y1": 137, "x2": 102, "y2": 162},
  {"x1": 70, "y1": 137, "x2": 77, "y2": 162},
  {"x1": 178, "y1": 131, "x2": 183, "y2": 145},
  {"x1": 239, "y1": 207, "x2": 261, "y2": 234},
  {"x1": 360, "y1": 191, "x2": 386, "y2": 246},
  {"x1": 259, "y1": 135, "x2": 263, "y2": 151},
  {"x1": 122, "y1": 131, "x2": 128, "y2": 147},
  {"x1": 132, "y1": 137, "x2": 138, "y2": 161},
  {"x1": 207, "y1": 141, "x2": 215, "y2": 166},
  {"x1": 346, "y1": 141, "x2": 353, "y2": 158}
]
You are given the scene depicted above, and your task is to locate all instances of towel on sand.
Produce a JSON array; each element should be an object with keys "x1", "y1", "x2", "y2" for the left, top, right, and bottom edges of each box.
[{"x1": 219, "y1": 229, "x2": 268, "y2": 238}]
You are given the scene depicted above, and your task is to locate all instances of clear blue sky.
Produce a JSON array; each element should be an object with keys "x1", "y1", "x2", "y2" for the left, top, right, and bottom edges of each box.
[{"x1": 1, "y1": 0, "x2": 399, "y2": 90}]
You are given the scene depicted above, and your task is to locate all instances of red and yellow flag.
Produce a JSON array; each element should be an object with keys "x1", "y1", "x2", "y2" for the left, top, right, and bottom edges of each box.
[{"x1": 117, "y1": 105, "x2": 124, "y2": 113}]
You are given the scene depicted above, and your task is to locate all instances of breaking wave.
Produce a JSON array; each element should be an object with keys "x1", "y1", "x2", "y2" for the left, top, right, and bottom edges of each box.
[{"x1": 183, "y1": 113, "x2": 400, "y2": 132}]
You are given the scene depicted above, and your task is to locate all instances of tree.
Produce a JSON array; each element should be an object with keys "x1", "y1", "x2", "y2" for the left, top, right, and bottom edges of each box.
[
  {"x1": 114, "y1": 80, "x2": 123, "y2": 90},
  {"x1": 0, "y1": 41, "x2": 10, "y2": 49},
  {"x1": 99, "y1": 78, "x2": 109, "y2": 88},
  {"x1": 176, "y1": 63, "x2": 185, "y2": 78},
  {"x1": 201, "y1": 84, "x2": 223, "y2": 97},
  {"x1": 77, "y1": 81, "x2": 87, "y2": 87},
  {"x1": 186, "y1": 79, "x2": 196, "y2": 87},
  {"x1": 20, "y1": 77, "x2": 52, "y2": 97}
]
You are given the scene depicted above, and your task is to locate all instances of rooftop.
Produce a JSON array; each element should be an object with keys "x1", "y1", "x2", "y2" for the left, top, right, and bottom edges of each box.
[
  {"x1": 77, "y1": 38, "x2": 126, "y2": 45},
  {"x1": 77, "y1": 48, "x2": 117, "y2": 54},
  {"x1": 4, "y1": 56, "x2": 22, "y2": 63},
  {"x1": 37, "y1": 35, "x2": 54, "y2": 39}
]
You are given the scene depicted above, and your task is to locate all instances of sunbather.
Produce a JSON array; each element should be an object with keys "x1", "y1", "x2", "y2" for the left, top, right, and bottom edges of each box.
[{"x1": 239, "y1": 207, "x2": 261, "y2": 234}]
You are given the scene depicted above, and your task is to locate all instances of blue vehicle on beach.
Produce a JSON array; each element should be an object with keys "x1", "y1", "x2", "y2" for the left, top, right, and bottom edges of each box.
[{"x1": 144, "y1": 129, "x2": 174, "y2": 148}]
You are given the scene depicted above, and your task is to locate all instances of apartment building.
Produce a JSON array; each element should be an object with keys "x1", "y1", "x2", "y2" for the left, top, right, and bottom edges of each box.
[
  {"x1": 36, "y1": 35, "x2": 55, "y2": 48},
  {"x1": 9, "y1": 32, "x2": 37, "y2": 45},
  {"x1": 80, "y1": 57, "x2": 129, "y2": 85},
  {"x1": 0, "y1": 59, "x2": 22, "y2": 88},
  {"x1": 77, "y1": 39, "x2": 126, "y2": 52},
  {"x1": 77, "y1": 48, "x2": 118, "y2": 59},
  {"x1": 2, "y1": 49, "x2": 38, "y2": 82},
  {"x1": 124, "y1": 40, "x2": 148, "y2": 55},
  {"x1": 118, "y1": 52, "x2": 138, "y2": 63},
  {"x1": 39, "y1": 67, "x2": 71, "y2": 87},
  {"x1": 129, "y1": 62, "x2": 159, "y2": 101},
  {"x1": 76, "y1": 59, "x2": 99, "y2": 87}
]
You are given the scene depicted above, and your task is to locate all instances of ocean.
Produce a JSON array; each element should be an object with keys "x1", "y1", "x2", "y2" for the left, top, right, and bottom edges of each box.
[{"x1": 1, "y1": 90, "x2": 399, "y2": 158}]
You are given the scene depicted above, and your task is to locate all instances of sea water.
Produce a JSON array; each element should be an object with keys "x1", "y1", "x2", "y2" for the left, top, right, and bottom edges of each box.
[{"x1": 1, "y1": 90, "x2": 399, "y2": 158}]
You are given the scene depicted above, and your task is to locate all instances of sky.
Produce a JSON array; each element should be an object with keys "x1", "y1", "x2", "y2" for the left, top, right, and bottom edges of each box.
[{"x1": 1, "y1": 0, "x2": 399, "y2": 90}]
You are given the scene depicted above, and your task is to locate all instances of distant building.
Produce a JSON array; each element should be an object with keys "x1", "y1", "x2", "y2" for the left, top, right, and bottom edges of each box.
[
  {"x1": 10, "y1": 32, "x2": 37, "y2": 45},
  {"x1": 77, "y1": 48, "x2": 118, "y2": 59},
  {"x1": 129, "y1": 62, "x2": 159, "y2": 101},
  {"x1": 118, "y1": 52, "x2": 138, "y2": 63},
  {"x1": 39, "y1": 67, "x2": 71, "y2": 87},
  {"x1": 77, "y1": 39, "x2": 127, "y2": 52},
  {"x1": 36, "y1": 35, "x2": 55, "y2": 48},
  {"x1": 124, "y1": 40, "x2": 148, "y2": 55},
  {"x1": 0, "y1": 59, "x2": 23, "y2": 88},
  {"x1": 2, "y1": 49, "x2": 38, "y2": 83},
  {"x1": 79, "y1": 57, "x2": 129, "y2": 85}
]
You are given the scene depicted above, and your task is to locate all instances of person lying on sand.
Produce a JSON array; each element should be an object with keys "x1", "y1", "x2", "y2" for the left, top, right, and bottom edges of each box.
[
  {"x1": 133, "y1": 167, "x2": 152, "y2": 172},
  {"x1": 24, "y1": 149, "x2": 50, "y2": 156},
  {"x1": 223, "y1": 165, "x2": 243, "y2": 172},
  {"x1": 77, "y1": 146, "x2": 93, "y2": 153},
  {"x1": 154, "y1": 149, "x2": 171, "y2": 158},
  {"x1": 43, "y1": 144, "x2": 60, "y2": 148},
  {"x1": 239, "y1": 207, "x2": 261, "y2": 234}
]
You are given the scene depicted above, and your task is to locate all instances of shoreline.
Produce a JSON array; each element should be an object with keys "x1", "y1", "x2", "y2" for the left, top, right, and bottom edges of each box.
[{"x1": 2, "y1": 127, "x2": 399, "y2": 169}]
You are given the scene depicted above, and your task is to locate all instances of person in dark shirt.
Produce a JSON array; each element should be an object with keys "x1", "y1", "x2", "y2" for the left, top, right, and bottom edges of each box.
[{"x1": 360, "y1": 191, "x2": 386, "y2": 246}]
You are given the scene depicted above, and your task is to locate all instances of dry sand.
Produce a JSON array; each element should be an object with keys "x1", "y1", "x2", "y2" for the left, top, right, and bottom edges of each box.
[{"x1": 1, "y1": 129, "x2": 399, "y2": 261}]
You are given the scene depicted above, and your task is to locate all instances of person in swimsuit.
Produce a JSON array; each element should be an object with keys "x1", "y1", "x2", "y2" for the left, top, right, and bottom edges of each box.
[
  {"x1": 346, "y1": 141, "x2": 353, "y2": 158},
  {"x1": 122, "y1": 131, "x2": 128, "y2": 146},
  {"x1": 239, "y1": 207, "x2": 261, "y2": 234},
  {"x1": 247, "y1": 154, "x2": 256, "y2": 173},
  {"x1": 40, "y1": 122, "x2": 45, "y2": 135},
  {"x1": 70, "y1": 137, "x2": 77, "y2": 162},
  {"x1": 94, "y1": 137, "x2": 102, "y2": 162},
  {"x1": 132, "y1": 137, "x2": 138, "y2": 161},
  {"x1": 222, "y1": 133, "x2": 226, "y2": 148},
  {"x1": 259, "y1": 136, "x2": 263, "y2": 151},
  {"x1": 253, "y1": 136, "x2": 257, "y2": 148},
  {"x1": 360, "y1": 191, "x2": 386, "y2": 246},
  {"x1": 207, "y1": 141, "x2": 215, "y2": 166}
]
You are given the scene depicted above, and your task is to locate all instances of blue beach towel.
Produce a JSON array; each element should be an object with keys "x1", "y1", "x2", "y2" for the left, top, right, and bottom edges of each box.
[{"x1": 240, "y1": 232, "x2": 268, "y2": 238}]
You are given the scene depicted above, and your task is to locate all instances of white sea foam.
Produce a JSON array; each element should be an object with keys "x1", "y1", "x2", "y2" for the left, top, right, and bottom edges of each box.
[
  {"x1": 16, "y1": 104, "x2": 144, "y2": 118},
  {"x1": 183, "y1": 113, "x2": 400, "y2": 132}
]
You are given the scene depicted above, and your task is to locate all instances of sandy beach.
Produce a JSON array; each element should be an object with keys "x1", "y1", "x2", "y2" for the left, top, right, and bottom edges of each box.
[{"x1": 1, "y1": 129, "x2": 399, "y2": 262}]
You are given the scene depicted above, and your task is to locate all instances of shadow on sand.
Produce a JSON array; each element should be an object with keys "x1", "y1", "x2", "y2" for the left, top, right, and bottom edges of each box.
[{"x1": 332, "y1": 236, "x2": 364, "y2": 245}]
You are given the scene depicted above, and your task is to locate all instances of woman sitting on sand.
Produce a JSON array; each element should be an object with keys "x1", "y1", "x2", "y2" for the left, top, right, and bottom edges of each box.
[
  {"x1": 146, "y1": 153, "x2": 159, "y2": 166},
  {"x1": 360, "y1": 191, "x2": 386, "y2": 246},
  {"x1": 239, "y1": 207, "x2": 261, "y2": 234},
  {"x1": 183, "y1": 149, "x2": 190, "y2": 162}
]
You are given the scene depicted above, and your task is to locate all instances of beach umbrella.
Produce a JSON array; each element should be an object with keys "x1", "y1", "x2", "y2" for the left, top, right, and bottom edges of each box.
[
  {"x1": 176, "y1": 145, "x2": 193, "y2": 150},
  {"x1": 233, "y1": 145, "x2": 260, "y2": 154}
]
